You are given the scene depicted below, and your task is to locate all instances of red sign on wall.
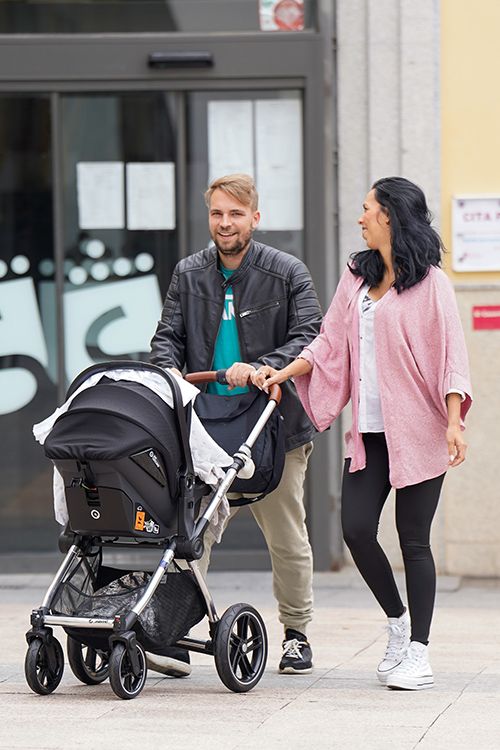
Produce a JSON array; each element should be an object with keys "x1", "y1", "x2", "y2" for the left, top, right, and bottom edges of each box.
[{"x1": 472, "y1": 305, "x2": 500, "y2": 330}]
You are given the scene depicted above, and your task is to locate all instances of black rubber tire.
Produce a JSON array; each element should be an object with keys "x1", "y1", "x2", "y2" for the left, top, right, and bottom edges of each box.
[
  {"x1": 108, "y1": 641, "x2": 147, "y2": 700},
  {"x1": 25, "y1": 637, "x2": 64, "y2": 695},
  {"x1": 67, "y1": 636, "x2": 109, "y2": 685},
  {"x1": 214, "y1": 603, "x2": 268, "y2": 693}
]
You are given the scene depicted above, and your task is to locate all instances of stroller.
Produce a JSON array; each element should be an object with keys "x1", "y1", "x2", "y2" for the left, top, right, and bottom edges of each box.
[{"x1": 25, "y1": 361, "x2": 283, "y2": 700}]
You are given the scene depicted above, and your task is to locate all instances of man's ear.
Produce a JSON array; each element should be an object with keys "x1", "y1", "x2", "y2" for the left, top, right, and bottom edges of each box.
[{"x1": 252, "y1": 210, "x2": 261, "y2": 229}]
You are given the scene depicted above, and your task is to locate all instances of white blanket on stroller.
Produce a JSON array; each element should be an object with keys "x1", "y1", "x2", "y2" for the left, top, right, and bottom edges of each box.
[{"x1": 32, "y1": 368, "x2": 253, "y2": 542}]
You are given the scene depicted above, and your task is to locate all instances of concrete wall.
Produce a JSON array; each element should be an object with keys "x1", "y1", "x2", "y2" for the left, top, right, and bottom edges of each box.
[
  {"x1": 335, "y1": 0, "x2": 499, "y2": 576},
  {"x1": 336, "y1": 0, "x2": 441, "y2": 269}
]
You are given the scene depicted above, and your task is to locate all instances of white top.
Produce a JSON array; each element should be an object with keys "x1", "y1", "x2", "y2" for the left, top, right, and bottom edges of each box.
[
  {"x1": 357, "y1": 286, "x2": 385, "y2": 432},
  {"x1": 357, "y1": 285, "x2": 466, "y2": 434}
]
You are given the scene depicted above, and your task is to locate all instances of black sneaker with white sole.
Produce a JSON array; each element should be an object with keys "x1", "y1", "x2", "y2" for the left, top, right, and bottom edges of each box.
[
  {"x1": 278, "y1": 629, "x2": 313, "y2": 674},
  {"x1": 145, "y1": 647, "x2": 191, "y2": 677}
]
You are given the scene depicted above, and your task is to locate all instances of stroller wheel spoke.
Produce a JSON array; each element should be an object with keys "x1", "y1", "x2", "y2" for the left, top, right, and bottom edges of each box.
[
  {"x1": 39, "y1": 667, "x2": 49, "y2": 686},
  {"x1": 67, "y1": 637, "x2": 110, "y2": 685},
  {"x1": 244, "y1": 634, "x2": 263, "y2": 653},
  {"x1": 229, "y1": 632, "x2": 241, "y2": 649},
  {"x1": 84, "y1": 649, "x2": 97, "y2": 672},
  {"x1": 235, "y1": 653, "x2": 253, "y2": 679},
  {"x1": 236, "y1": 614, "x2": 250, "y2": 639}
]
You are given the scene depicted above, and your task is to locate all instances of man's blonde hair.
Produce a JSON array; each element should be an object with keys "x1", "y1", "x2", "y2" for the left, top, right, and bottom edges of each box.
[{"x1": 204, "y1": 173, "x2": 259, "y2": 212}]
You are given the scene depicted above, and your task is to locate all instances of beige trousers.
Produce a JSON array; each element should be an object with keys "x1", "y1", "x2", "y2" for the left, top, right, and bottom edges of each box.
[{"x1": 198, "y1": 442, "x2": 314, "y2": 635}]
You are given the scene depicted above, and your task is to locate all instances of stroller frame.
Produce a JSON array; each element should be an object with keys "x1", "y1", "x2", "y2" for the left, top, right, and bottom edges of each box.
[{"x1": 25, "y1": 362, "x2": 282, "y2": 699}]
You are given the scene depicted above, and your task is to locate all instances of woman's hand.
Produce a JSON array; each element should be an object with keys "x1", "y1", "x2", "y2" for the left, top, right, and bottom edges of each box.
[
  {"x1": 251, "y1": 365, "x2": 282, "y2": 390},
  {"x1": 447, "y1": 423, "x2": 467, "y2": 467},
  {"x1": 446, "y1": 392, "x2": 467, "y2": 467},
  {"x1": 251, "y1": 358, "x2": 313, "y2": 391}
]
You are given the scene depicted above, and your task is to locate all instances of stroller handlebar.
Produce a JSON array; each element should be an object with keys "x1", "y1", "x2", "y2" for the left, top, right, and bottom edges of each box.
[{"x1": 185, "y1": 370, "x2": 282, "y2": 406}]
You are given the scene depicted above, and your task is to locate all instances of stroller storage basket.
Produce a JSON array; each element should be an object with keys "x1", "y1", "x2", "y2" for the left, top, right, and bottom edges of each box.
[{"x1": 52, "y1": 554, "x2": 206, "y2": 655}]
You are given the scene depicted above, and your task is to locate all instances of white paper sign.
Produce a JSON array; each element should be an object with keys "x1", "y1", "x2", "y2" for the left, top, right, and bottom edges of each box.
[
  {"x1": 208, "y1": 101, "x2": 254, "y2": 182},
  {"x1": 452, "y1": 195, "x2": 500, "y2": 272},
  {"x1": 126, "y1": 162, "x2": 176, "y2": 230},
  {"x1": 256, "y1": 99, "x2": 303, "y2": 231},
  {"x1": 77, "y1": 162, "x2": 124, "y2": 229},
  {"x1": 207, "y1": 98, "x2": 303, "y2": 232}
]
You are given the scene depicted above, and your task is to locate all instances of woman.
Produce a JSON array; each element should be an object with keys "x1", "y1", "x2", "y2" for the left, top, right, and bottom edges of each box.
[{"x1": 251, "y1": 177, "x2": 472, "y2": 690}]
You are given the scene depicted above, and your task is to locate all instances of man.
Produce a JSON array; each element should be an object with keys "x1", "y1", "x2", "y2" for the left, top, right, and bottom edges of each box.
[{"x1": 149, "y1": 173, "x2": 322, "y2": 675}]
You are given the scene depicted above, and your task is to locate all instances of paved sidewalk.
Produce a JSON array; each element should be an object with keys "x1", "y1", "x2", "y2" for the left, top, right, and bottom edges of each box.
[{"x1": 1, "y1": 569, "x2": 499, "y2": 749}]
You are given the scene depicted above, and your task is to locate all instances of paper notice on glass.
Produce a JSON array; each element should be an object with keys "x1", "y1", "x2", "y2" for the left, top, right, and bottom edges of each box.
[
  {"x1": 452, "y1": 195, "x2": 500, "y2": 271},
  {"x1": 126, "y1": 163, "x2": 176, "y2": 230},
  {"x1": 208, "y1": 100, "x2": 254, "y2": 182},
  {"x1": 77, "y1": 162, "x2": 124, "y2": 229},
  {"x1": 256, "y1": 99, "x2": 303, "y2": 231}
]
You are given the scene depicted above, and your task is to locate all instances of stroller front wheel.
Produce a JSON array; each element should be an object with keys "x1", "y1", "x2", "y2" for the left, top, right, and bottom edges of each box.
[
  {"x1": 214, "y1": 603, "x2": 268, "y2": 693},
  {"x1": 25, "y1": 637, "x2": 64, "y2": 695},
  {"x1": 67, "y1": 636, "x2": 110, "y2": 685},
  {"x1": 109, "y1": 641, "x2": 147, "y2": 700}
]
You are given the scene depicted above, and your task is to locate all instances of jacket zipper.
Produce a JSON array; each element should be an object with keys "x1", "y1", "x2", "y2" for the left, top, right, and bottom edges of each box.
[
  {"x1": 239, "y1": 300, "x2": 280, "y2": 318},
  {"x1": 233, "y1": 288, "x2": 247, "y2": 361},
  {"x1": 206, "y1": 278, "x2": 226, "y2": 375}
]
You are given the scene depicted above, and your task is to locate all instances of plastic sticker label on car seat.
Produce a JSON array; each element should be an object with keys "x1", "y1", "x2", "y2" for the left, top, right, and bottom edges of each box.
[
  {"x1": 134, "y1": 510, "x2": 146, "y2": 530},
  {"x1": 134, "y1": 505, "x2": 159, "y2": 534}
]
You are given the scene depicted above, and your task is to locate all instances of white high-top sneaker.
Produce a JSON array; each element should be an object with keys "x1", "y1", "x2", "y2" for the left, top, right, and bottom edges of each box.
[
  {"x1": 386, "y1": 641, "x2": 434, "y2": 690},
  {"x1": 376, "y1": 609, "x2": 411, "y2": 684}
]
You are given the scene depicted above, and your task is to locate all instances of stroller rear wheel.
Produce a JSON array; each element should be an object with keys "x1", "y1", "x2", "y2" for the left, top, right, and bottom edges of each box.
[
  {"x1": 109, "y1": 641, "x2": 147, "y2": 700},
  {"x1": 25, "y1": 637, "x2": 64, "y2": 695},
  {"x1": 214, "y1": 603, "x2": 268, "y2": 693},
  {"x1": 67, "y1": 636, "x2": 109, "y2": 685}
]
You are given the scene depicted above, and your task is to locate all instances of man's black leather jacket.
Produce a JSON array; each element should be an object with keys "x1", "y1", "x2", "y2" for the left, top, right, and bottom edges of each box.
[{"x1": 150, "y1": 240, "x2": 323, "y2": 451}]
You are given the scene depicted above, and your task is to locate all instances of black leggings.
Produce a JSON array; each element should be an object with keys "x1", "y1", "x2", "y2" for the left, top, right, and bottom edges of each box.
[{"x1": 341, "y1": 433, "x2": 445, "y2": 644}]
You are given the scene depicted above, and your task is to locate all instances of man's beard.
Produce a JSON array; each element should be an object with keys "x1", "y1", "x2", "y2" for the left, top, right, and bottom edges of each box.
[
  {"x1": 216, "y1": 243, "x2": 245, "y2": 256},
  {"x1": 212, "y1": 229, "x2": 253, "y2": 256}
]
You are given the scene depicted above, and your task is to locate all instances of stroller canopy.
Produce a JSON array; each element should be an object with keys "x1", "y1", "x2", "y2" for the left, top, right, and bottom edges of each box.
[{"x1": 44, "y1": 378, "x2": 183, "y2": 496}]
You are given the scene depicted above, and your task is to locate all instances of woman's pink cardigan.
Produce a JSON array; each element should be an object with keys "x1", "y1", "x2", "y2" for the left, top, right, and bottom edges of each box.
[{"x1": 295, "y1": 265, "x2": 472, "y2": 488}]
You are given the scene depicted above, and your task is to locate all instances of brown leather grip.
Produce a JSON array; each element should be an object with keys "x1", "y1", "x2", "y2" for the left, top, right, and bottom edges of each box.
[{"x1": 185, "y1": 370, "x2": 282, "y2": 405}]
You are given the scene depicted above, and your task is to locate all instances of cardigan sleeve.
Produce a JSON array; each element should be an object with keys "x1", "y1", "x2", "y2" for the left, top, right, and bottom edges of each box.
[
  {"x1": 293, "y1": 267, "x2": 354, "y2": 431},
  {"x1": 434, "y1": 270, "x2": 473, "y2": 422}
]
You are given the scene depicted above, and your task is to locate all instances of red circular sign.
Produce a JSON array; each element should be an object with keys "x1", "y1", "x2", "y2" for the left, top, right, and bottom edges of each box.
[{"x1": 273, "y1": 0, "x2": 304, "y2": 31}]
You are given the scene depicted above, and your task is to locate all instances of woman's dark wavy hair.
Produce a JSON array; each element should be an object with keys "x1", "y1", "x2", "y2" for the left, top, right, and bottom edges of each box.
[{"x1": 349, "y1": 176, "x2": 444, "y2": 293}]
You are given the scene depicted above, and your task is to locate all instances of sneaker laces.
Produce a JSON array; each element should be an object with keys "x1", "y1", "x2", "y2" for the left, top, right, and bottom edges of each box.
[
  {"x1": 282, "y1": 638, "x2": 306, "y2": 661},
  {"x1": 395, "y1": 643, "x2": 427, "y2": 674},
  {"x1": 383, "y1": 620, "x2": 408, "y2": 661}
]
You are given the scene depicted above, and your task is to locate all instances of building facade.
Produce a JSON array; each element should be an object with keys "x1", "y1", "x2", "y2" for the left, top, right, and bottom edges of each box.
[{"x1": 1, "y1": 0, "x2": 498, "y2": 575}]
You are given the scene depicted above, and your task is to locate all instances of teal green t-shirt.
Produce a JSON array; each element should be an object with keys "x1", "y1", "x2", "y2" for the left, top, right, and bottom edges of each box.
[{"x1": 207, "y1": 266, "x2": 249, "y2": 396}]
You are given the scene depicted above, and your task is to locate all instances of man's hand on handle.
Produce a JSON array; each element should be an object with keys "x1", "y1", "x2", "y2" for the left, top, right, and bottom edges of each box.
[{"x1": 225, "y1": 362, "x2": 258, "y2": 389}]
